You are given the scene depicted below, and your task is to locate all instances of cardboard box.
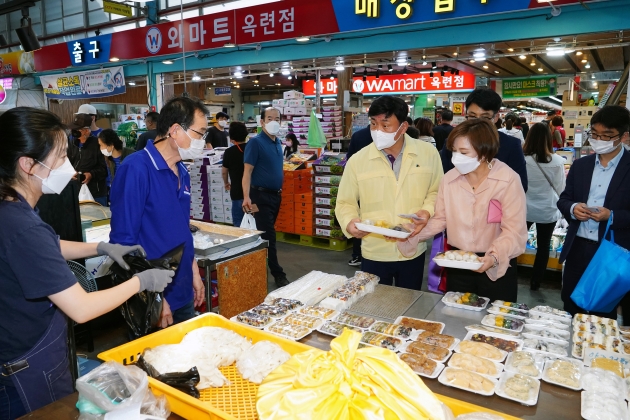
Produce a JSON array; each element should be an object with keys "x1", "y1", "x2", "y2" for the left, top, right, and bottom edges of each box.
[
  {"x1": 294, "y1": 224, "x2": 314, "y2": 235},
  {"x1": 208, "y1": 167, "x2": 223, "y2": 177},
  {"x1": 283, "y1": 90, "x2": 305, "y2": 100},
  {"x1": 284, "y1": 107, "x2": 296, "y2": 116},
  {"x1": 210, "y1": 186, "x2": 225, "y2": 195},
  {"x1": 315, "y1": 207, "x2": 334, "y2": 217},
  {"x1": 273, "y1": 99, "x2": 289, "y2": 107},
  {"x1": 287, "y1": 99, "x2": 306, "y2": 107},
  {"x1": 190, "y1": 195, "x2": 209, "y2": 205},
  {"x1": 213, "y1": 213, "x2": 226, "y2": 223},
  {"x1": 294, "y1": 107, "x2": 308, "y2": 116},
  {"x1": 223, "y1": 204, "x2": 232, "y2": 214},
  {"x1": 315, "y1": 217, "x2": 338, "y2": 228},
  {"x1": 211, "y1": 204, "x2": 224, "y2": 214},
  {"x1": 295, "y1": 193, "x2": 314, "y2": 203},
  {"x1": 295, "y1": 209, "x2": 313, "y2": 219},
  {"x1": 211, "y1": 195, "x2": 223, "y2": 204}
]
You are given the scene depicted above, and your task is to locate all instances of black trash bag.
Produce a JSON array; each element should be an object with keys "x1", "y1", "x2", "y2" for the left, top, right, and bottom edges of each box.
[
  {"x1": 110, "y1": 244, "x2": 185, "y2": 340},
  {"x1": 135, "y1": 355, "x2": 200, "y2": 399}
]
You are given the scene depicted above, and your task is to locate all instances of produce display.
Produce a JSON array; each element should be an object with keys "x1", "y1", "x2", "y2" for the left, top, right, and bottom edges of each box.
[
  {"x1": 458, "y1": 341, "x2": 504, "y2": 361},
  {"x1": 370, "y1": 321, "x2": 412, "y2": 339},
  {"x1": 470, "y1": 333, "x2": 519, "y2": 352},
  {"x1": 336, "y1": 312, "x2": 376, "y2": 329},
  {"x1": 360, "y1": 332, "x2": 402, "y2": 351},
  {"x1": 267, "y1": 321, "x2": 311, "y2": 339},
  {"x1": 236, "y1": 311, "x2": 272, "y2": 328},
  {"x1": 482, "y1": 314, "x2": 523, "y2": 331},
  {"x1": 284, "y1": 313, "x2": 321, "y2": 329},
  {"x1": 298, "y1": 306, "x2": 337, "y2": 319},
  {"x1": 492, "y1": 300, "x2": 530, "y2": 311},
  {"x1": 272, "y1": 298, "x2": 303, "y2": 310},
  {"x1": 505, "y1": 351, "x2": 541, "y2": 377},
  {"x1": 416, "y1": 331, "x2": 456, "y2": 349},
  {"x1": 443, "y1": 292, "x2": 488, "y2": 308},
  {"x1": 440, "y1": 368, "x2": 496, "y2": 394},
  {"x1": 251, "y1": 304, "x2": 288, "y2": 317},
  {"x1": 448, "y1": 353, "x2": 499, "y2": 376},
  {"x1": 544, "y1": 359, "x2": 581, "y2": 389},
  {"x1": 523, "y1": 338, "x2": 568, "y2": 356},
  {"x1": 319, "y1": 321, "x2": 362, "y2": 336},
  {"x1": 407, "y1": 341, "x2": 451, "y2": 362},
  {"x1": 399, "y1": 353, "x2": 438, "y2": 376},
  {"x1": 501, "y1": 374, "x2": 538, "y2": 403},
  {"x1": 435, "y1": 250, "x2": 481, "y2": 263},
  {"x1": 398, "y1": 317, "x2": 443, "y2": 333}
]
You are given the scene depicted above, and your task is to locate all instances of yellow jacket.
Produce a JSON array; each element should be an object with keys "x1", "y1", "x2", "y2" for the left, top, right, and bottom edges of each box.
[{"x1": 336, "y1": 135, "x2": 443, "y2": 261}]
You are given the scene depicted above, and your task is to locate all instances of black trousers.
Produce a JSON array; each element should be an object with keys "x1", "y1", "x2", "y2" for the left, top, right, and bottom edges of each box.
[
  {"x1": 526, "y1": 221, "x2": 556, "y2": 285},
  {"x1": 250, "y1": 188, "x2": 286, "y2": 279},
  {"x1": 352, "y1": 238, "x2": 362, "y2": 259},
  {"x1": 447, "y1": 258, "x2": 519, "y2": 302},
  {"x1": 361, "y1": 253, "x2": 426, "y2": 291},
  {"x1": 562, "y1": 237, "x2": 617, "y2": 319}
]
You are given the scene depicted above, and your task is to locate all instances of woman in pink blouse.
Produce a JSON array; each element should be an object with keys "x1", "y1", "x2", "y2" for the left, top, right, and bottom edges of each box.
[{"x1": 399, "y1": 119, "x2": 527, "y2": 301}]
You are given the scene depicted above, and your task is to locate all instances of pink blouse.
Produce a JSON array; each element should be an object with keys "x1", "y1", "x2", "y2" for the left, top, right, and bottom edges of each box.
[{"x1": 399, "y1": 160, "x2": 528, "y2": 280}]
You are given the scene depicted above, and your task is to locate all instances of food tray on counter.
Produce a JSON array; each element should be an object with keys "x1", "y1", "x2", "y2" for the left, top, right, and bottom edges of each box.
[
  {"x1": 399, "y1": 341, "x2": 454, "y2": 364},
  {"x1": 316, "y1": 321, "x2": 364, "y2": 338},
  {"x1": 504, "y1": 351, "x2": 545, "y2": 380},
  {"x1": 438, "y1": 367, "x2": 498, "y2": 397},
  {"x1": 486, "y1": 307, "x2": 527, "y2": 320},
  {"x1": 264, "y1": 321, "x2": 313, "y2": 341},
  {"x1": 441, "y1": 292, "x2": 489, "y2": 311},
  {"x1": 529, "y1": 306, "x2": 572, "y2": 324},
  {"x1": 454, "y1": 341, "x2": 508, "y2": 363},
  {"x1": 464, "y1": 324, "x2": 522, "y2": 338},
  {"x1": 447, "y1": 352, "x2": 504, "y2": 379},
  {"x1": 98, "y1": 313, "x2": 312, "y2": 420},
  {"x1": 463, "y1": 331, "x2": 524, "y2": 352},
  {"x1": 481, "y1": 314, "x2": 525, "y2": 333},
  {"x1": 399, "y1": 352, "x2": 445, "y2": 379},
  {"x1": 230, "y1": 312, "x2": 274, "y2": 329},
  {"x1": 495, "y1": 372, "x2": 541, "y2": 406},
  {"x1": 394, "y1": 316, "x2": 445, "y2": 334},
  {"x1": 355, "y1": 222, "x2": 411, "y2": 239},
  {"x1": 541, "y1": 358, "x2": 583, "y2": 391}
]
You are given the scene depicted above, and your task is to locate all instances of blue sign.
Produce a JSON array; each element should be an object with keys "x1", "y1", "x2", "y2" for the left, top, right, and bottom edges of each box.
[
  {"x1": 215, "y1": 87, "x2": 232, "y2": 96},
  {"x1": 66, "y1": 34, "x2": 113, "y2": 67}
]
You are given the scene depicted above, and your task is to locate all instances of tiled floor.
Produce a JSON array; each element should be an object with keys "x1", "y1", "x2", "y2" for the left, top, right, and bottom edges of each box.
[{"x1": 78, "y1": 239, "x2": 565, "y2": 358}]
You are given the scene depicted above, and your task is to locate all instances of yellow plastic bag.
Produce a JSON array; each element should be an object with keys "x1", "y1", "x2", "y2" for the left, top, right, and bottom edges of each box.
[{"x1": 257, "y1": 329, "x2": 445, "y2": 420}]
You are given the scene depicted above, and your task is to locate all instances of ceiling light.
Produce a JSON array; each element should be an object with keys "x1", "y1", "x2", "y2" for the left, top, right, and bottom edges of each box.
[
  {"x1": 422, "y1": 61, "x2": 427, "y2": 66},
  {"x1": 296, "y1": 36, "x2": 310, "y2": 42},
  {"x1": 223, "y1": 43, "x2": 236, "y2": 48},
  {"x1": 192, "y1": 74, "x2": 201, "y2": 81},
  {"x1": 255, "y1": 76, "x2": 260, "y2": 83},
  {"x1": 473, "y1": 48, "x2": 486, "y2": 59},
  {"x1": 576, "y1": 51, "x2": 583, "y2": 56},
  {"x1": 585, "y1": 62, "x2": 591, "y2": 69},
  {"x1": 128, "y1": 81, "x2": 136, "y2": 86},
  {"x1": 591, "y1": 74, "x2": 596, "y2": 79},
  {"x1": 494, "y1": 70, "x2": 500, "y2": 74},
  {"x1": 330, "y1": 71, "x2": 334, "y2": 80},
  {"x1": 581, "y1": 58, "x2": 588, "y2": 63},
  {"x1": 336, "y1": 63, "x2": 344, "y2": 71},
  {"x1": 519, "y1": 55, "x2": 526, "y2": 60},
  {"x1": 530, "y1": 60, "x2": 536, "y2": 66},
  {"x1": 288, "y1": 75, "x2": 292, "y2": 80},
  {"x1": 538, "y1": 67, "x2": 544, "y2": 72},
  {"x1": 431, "y1": 62, "x2": 437, "y2": 69},
  {"x1": 388, "y1": 64, "x2": 393, "y2": 72},
  {"x1": 483, "y1": 65, "x2": 489, "y2": 69},
  {"x1": 469, "y1": 59, "x2": 475, "y2": 63},
  {"x1": 109, "y1": 57, "x2": 120, "y2": 62},
  {"x1": 453, "y1": 51, "x2": 458, "y2": 56},
  {"x1": 281, "y1": 69, "x2": 291, "y2": 75},
  {"x1": 269, "y1": 72, "x2": 274, "y2": 77},
  {"x1": 507, "y1": 48, "x2": 514, "y2": 52},
  {"x1": 234, "y1": 71, "x2": 243, "y2": 78},
  {"x1": 162, "y1": 59, "x2": 173, "y2": 64}
]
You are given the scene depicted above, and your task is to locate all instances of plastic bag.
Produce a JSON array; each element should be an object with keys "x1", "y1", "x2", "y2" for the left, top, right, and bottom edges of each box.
[
  {"x1": 240, "y1": 213, "x2": 257, "y2": 230},
  {"x1": 76, "y1": 361, "x2": 170, "y2": 420},
  {"x1": 79, "y1": 184, "x2": 95, "y2": 202},
  {"x1": 109, "y1": 244, "x2": 184, "y2": 339},
  {"x1": 135, "y1": 356, "x2": 201, "y2": 399}
]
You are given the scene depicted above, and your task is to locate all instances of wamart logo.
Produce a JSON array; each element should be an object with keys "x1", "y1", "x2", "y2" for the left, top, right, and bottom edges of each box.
[
  {"x1": 146, "y1": 27, "x2": 162, "y2": 54},
  {"x1": 352, "y1": 80, "x2": 365, "y2": 93}
]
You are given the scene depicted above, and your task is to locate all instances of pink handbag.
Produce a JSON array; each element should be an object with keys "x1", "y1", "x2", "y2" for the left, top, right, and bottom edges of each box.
[{"x1": 488, "y1": 199, "x2": 503, "y2": 223}]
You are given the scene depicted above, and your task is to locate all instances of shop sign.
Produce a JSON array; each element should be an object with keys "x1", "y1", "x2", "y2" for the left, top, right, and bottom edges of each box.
[
  {"x1": 502, "y1": 76, "x2": 558, "y2": 99},
  {"x1": 0, "y1": 51, "x2": 35, "y2": 75},
  {"x1": 103, "y1": 0, "x2": 132, "y2": 18},
  {"x1": 66, "y1": 34, "x2": 112, "y2": 67},
  {"x1": 40, "y1": 66, "x2": 126, "y2": 100},
  {"x1": 302, "y1": 71, "x2": 475, "y2": 96},
  {"x1": 214, "y1": 87, "x2": 231, "y2": 96},
  {"x1": 0, "y1": 85, "x2": 6, "y2": 104}
]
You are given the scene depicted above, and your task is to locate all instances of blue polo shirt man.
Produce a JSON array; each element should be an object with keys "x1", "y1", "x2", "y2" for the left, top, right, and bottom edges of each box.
[
  {"x1": 242, "y1": 107, "x2": 288, "y2": 287},
  {"x1": 110, "y1": 96, "x2": 208, "y2": 328}
]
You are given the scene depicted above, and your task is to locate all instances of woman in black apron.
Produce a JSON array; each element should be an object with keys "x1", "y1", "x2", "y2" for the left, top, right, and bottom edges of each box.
[{"x1": 0, "y1": 108, "x2": 175, "y2": 419}]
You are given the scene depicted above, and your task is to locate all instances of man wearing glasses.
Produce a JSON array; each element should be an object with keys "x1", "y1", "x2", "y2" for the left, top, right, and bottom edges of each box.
[
  {"x1": 242, "y1": 107, "x2": 289, "y2": 287},
  {"x1": 110, "y1": 96, "x2": 208, "y2": 328},
  {"x1": 440, "y1": 88, "x2": 528, "y2": 192},
  {"x1": 558, "y1": 105, "x2": 630, "y2": 318}
]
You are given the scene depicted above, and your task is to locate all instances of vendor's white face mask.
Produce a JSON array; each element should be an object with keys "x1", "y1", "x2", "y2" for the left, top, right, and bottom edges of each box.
[
  {"x1": 33, "y1": 158, "x2": 75, "y2": 194},
  {"x1": 175, "y1": 128, "x2": 205, "y2": 160}
]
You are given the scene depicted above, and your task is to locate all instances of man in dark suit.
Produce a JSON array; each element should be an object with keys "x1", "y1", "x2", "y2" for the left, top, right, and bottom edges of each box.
[
  {"x1": 440, "y1": 88, "x2": 528, "y2": 192},
  {"x1": 557, "y1": 105, "x2": 630, "y2": 318},
  {"x1": 432, "y1": 109, "x2": 454, "y2": 152}
]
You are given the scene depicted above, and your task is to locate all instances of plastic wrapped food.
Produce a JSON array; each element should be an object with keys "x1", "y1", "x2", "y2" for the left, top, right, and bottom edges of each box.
[
  {"x1": 581, "y1": 368, "x2": 627, "y2": 398},
  {"x1": 591, "y1": 357, "x2": 624, "y2": 378},
  {"x1": 501, "y1": 374, "x2": 537, "y2": 403},
  {"x1": 264, "y1": 271, "x2": 347, "y2": 306},
  {"x1": 267, "y1": 321, "x2": 311, "y2": 339},
  {"x1": 448, "y1": 353, "x2": 499, "y2": 376},
  {"x1": 271, "y1": 298, "x2": 303, "y2": 310},
  {"x1": 318, "y1": 297, "x2": 350, "y2": 312},
  {"x1": 440, "y1": 368, "x2": 495, "y2": 394},
  {"x1": 531, "y1": 305, "x2": 571, "y2": 320},
  {"x1": 251, "y1": 304, "x2": 288, "y2": 317},
  {"x1": 470, "y1": 333, "x2": 518, "y2": 352},
  {"x1": 299, "y1": 305, "x2": 337, "y2": 319},
  {"x1": 573, "y1": 336, "x2": 621, "y2": 358},
  {"x1": 443, "y1": 292, "x2": 487, "y2": 307},
  {"x1": 523, "y1": 329, "x2": 568, "y2": 343},
  {"x1": 544, "y1": 359, "x2": 581, "y2": 389},
  {"x1": 416, "y1": 331, "x2": 456, "y2": 349},
  {"x1": 525, "y1": 316, "x2": 570, "y2": 330},
  {"x1": 492, "y1": 300, "x2": 529, "y2": 311},
  {"x1": 398, "y1": 317, "x2": 444, "y2": 333},
  {"x1": 435, "y1": 250, "x2": 481, "y2": 263},
  {"x1": 482, "y1": 314, "x2": 523, "y2": 331},
  {"x1": 400, "y1": 353, "x2": 438, "y2": 376},
  {"x1": 337, "y1": 312, "x2": 376, "y2": 329},
  {"x1": 407, "y1": 341, "x2": 451, "y2": 362},
  {"x1": 582, "y1": 391, "x2": 627, "y2": 420},
  {"x1": 505, "y1": 351, "x2": 541, "y2": 378},
  {"x1": 235, "y1": 341, "x2": 290, "y2": 384},
  {"x1": 465, "y1": 324, "x2": 521, "y2": 338},
  {"x1": 370, "y1": 321, "x2": 412, "y2": 339},
  {"x1": 236, "y1": 311, "x2": 272, "y2": 328},
  {"x1": 493, "y1": 308, "x2": 526, "y2": 318},
  {"x1": 458, "y1": 341, "x2": 504, "y2": 361},
  {"x1": 361, "y1": 332, "x2": 402, "y2": 351},
  {"x1": 574, "y1": 320, "x2": 619, "y2": 337},
  {"x1": 319, "y1": 321, "x2": 362, "y2": 336},
  {"x1": 284, "y1": 313, "x2": 321, "y2": 328},
  {"x1": 523, "y1": 338, "x2": 568, "y2": 356}
]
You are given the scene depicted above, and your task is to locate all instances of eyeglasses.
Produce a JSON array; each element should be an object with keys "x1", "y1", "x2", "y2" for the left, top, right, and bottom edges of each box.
[
  {"x1": 185, "y1": 126, "x2": 209, "y2": 142},
  {"x1": 586, "y1": 130, "x2": 622, "y2": 141},
  {"x1": 465, "y1": 114, "x2": 495, "y2": 121}
]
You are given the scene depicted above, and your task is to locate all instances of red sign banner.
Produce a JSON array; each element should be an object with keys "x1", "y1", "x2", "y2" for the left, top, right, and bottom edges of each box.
[{"x1": 302, "y1": 72, "x2": 476, "y2": 96}]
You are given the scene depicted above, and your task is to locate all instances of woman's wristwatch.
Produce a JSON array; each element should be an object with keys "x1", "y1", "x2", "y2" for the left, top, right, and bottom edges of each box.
[{"x1": 490, "y1": 254, "x2": 499, "y2": 268}]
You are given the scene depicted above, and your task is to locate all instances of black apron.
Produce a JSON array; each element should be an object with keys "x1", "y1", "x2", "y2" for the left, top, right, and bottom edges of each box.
[{"x1": 2, "y1": 309, "x2": 73, "y2": 413}]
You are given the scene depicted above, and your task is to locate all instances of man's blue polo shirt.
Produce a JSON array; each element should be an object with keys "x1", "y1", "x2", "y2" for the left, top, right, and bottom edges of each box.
[
  {"x1": 109, "y1": 140, "x2": 193, "y2": 311},
  {"x1": 244, "y1": 130, "x2": 284, "y2": 191}
]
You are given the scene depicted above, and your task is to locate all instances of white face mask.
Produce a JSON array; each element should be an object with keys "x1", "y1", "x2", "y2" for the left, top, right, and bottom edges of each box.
[
  {"x1": 452, "y1": 152, "x2": 481, "y2": 175},
  {"x1": 264, "y1": 121, "x2": 281, "y2": 136},
  {"x1": 33, "y1": 158, "x2": 76, "y2": 194},
  {"x1": 176, "y1": 129, "x2": 205, "y2": 160},
  {"x1": 371, "y1": 123, "x2": 403, "y2": 150},
  {"x1": 218, "y1": 120, "x2": 228, "y2": 128},
  {"x1": 101, "y1": 147, "x2": 112, "y2": 157},
  {"x1": 624, "y1": 143, "x2": 630, "y2": 152},
  {"x1": 589, "y1": 138, "x2": 621, "y2": 155}
]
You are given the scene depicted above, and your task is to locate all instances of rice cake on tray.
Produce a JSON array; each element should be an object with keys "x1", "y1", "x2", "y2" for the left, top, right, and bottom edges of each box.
[{"x1": 394, "y1": 316, "x2": 445, "y2": 334}]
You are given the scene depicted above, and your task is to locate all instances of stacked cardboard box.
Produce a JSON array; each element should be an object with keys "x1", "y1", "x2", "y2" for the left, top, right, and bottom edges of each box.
[
  {"x1": 276, "y1": 174, "x2": 295, "y2": 234},
  {"x1": 321, "y1": 106, "x2": 343, "y2": 139},
  {"x1": 206, "y1": 166, "x2": 233, "y2": 224},
  {"x1": 273, "y1": 91, "x2": 314, "y2": 116},
  {"x1": 275, "y1": 169, "x2": 313, "y2": 234},
  {"x1": 312, "y1": 153, "x2": 347, "y2": 239},
  {"x1": 189, "y1": 158, "x2": 212, "y2": 221}
]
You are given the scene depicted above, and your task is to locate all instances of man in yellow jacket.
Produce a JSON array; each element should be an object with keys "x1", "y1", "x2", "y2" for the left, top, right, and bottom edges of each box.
[{"x1": 336, "y1": 96, "x2": 443, "y2": 290}]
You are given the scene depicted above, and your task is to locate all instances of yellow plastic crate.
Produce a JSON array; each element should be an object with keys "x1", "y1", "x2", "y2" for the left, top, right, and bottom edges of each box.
[{"x1": 98, "y1": 313, "x2": 520, "y2": 420}]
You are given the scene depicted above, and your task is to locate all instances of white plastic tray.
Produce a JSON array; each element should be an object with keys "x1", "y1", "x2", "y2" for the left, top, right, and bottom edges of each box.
[
  {"x1": 398, "y1": 341, "x2": 453, "y2": 364},
  {"x1": 464, "y1": 324, "x2": 522, "y2": 338},
  {"x1": 522, "y1": 332, "x2": 569, "y2": 347},
  {"x1": 394, "y1": 316, "x2": 445, "y2": 334},
  {"x1": 481, "y1": 314, "x2": 525, "y2": 333},
  {"x1": 297, "y1": 306, "x2": 340, "y2": 320},
  {"x1": 283, "y1": 314, "x2": 324, "y2": 330},
  {"x1": 447, "y1": 352, "x2": 504, "y2": 379},
  {"x1": 541, "y1": 358, "x2": 583, "y2": 391},
  {"x1": 486, "y1": 307, "x2": 527, "y2": 320},
  {"x1": 491, "y1": 301, "x2": 530, "y2": 313},
  {"x1": 413, "y1": 334, "x2": 460, "y2": 351},
  {"x1": 360, "y1": 332, "x2": 405, "y2": 352},
  {"x1": 441, "y1": 292, "x2": 490, "y2": 311},
  {"x1": 530, "y1": 307, "x2": 572, "y2": 324},
  {"x1": 229, "y1": 314, "x2": 273, "y2": 330},
  {"x1": 432, "y1": 258, "x2": 483, "y2": 270},
  {"x1": 464, "y1": 331, "x2": 524, "y2": 352},
  {"x1": 454, "y1": 340, "x2": 508, "y2": 363},
  {"x1": 581, "y1": 391, "x2": 629, "y2": 420},
  {"x1": 495, "y1": 371, "x2": 540, "y2": 406},
  {"x1": 355, "y1": 222, "x2": 411, "y2": 239},
  {"x1": 316, "y1": 321, "x2": 364, "y2": 338},
  {"x1": 580, "y1": 367, "x2": 628, "y2": 399},
  {"x1": 525, "y1": 316, "x2": 571, "y2": 330},
  {"x1": 523, "y1": 324, "x2": 570, "y2": 339},
  {"x1": 504, "y1": 351, "x2": 545, "y2": 380},
  {"x1": 437, "y1": 367, "x2": 498, "y2": 397},
  {"x1": 264, "y1": 322, "x2": 313, "y2": 341},
  {"x1": 399, "y1": 353, "x2": 445, "y2": 379},
  {"x1": 368, "y1": 321, "x2": 421, "y2": 341},
  {"x1": 523, "y1": 338, "x2": 569, "y2": 358}
]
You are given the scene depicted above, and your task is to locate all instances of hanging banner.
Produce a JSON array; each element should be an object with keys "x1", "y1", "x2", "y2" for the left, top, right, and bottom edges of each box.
[
  {"x1": 502, "y1": 76, "x2": 558, "y2": 99},
  {"x1": 40, "y1": 66, "x2": 126, "y2": 99},
  {"x1": 0, "y1": 51, "x2": 35, "y2": 75},
  {"x1": 103, "y1": 0, "x2": 132, "y2": 18},
  {"x1": 302, "y1": 71, "x2": 475, "y2": 96}
]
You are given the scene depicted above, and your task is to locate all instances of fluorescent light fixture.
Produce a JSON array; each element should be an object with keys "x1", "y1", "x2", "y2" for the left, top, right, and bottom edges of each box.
[
  {"x1": 109, "y1": 57, "x2": 120, "y2": 62},
  {"x1": 281, "y1": 68, "x2": 291, "y2": 75},
  {"x1": 269, "y1": 72, "x2": 274, "y2": 77},
  {"x1": 507, "y1": 48, "x2": 514, "y2": 52},
  {"x1": 469, "y1": 59, "x2": 475, "y2": 63},
  {"x1": 128, "y1": 81, "x2": 136, "y2": 86},
  {"x1": 288, "y1": 75, "x2": 292, "y2": 80},
  {"x1": 234, "y1": 71, "x2": 243, "y2": 78},
  {"x1": 581, "y1": 58, "x2": 588, "y2": 63},
  {"x1": 548, "y1": 96, "x2": 562, "y2": 103},
  {"x1": 422, "y1": 61, "x2": 427, "y2": 65},
  {"x1": 296, "y1": 36, "x2": 310, "y2": 42},
  {"x1": 260, "y1": 101, "x2": 271, "y2": 105},
  {"x1": 162, "y1": 60, "x2": 173, "y2": 64},
  {"x1": 473, "y1": 49, "x2": 486, "y2": 59}
]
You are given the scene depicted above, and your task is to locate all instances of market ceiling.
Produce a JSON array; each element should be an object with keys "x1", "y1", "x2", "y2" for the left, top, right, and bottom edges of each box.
[{"x1": 136, "y1": 30, "x2": 628, "y2": 93}]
